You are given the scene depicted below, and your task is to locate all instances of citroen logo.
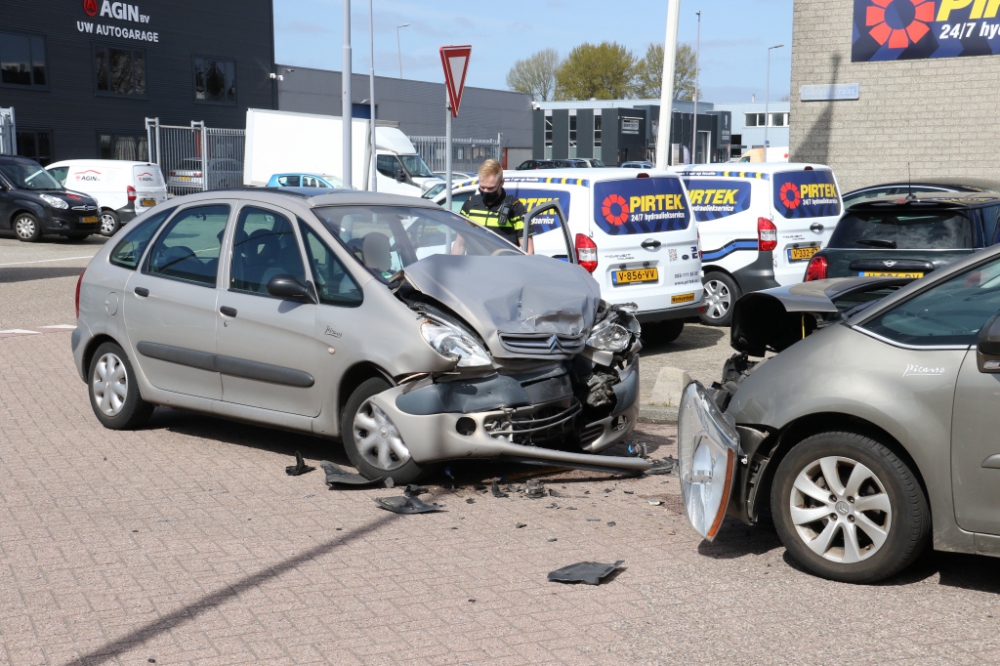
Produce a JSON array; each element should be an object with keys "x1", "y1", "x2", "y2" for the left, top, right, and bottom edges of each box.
[
  {"x1": 883, "y1": 260, "x2": 897, "y2": 267},
  {"x1": 547, "y1": 335, "x2": 560, "y2": 352}
]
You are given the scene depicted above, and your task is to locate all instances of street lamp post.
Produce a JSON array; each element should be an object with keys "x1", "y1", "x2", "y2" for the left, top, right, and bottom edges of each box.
[
  {"x1": 765, "y1": 43, "x2": 784, "y2": 157},
  {"x1": 396, "y1": 23, "x2": 410, "y2": 78},
  {"x1": 691, "y1": 11, "x2": 701, "y2": 164},
  {"x1": 342, "y1": 0, "x2": 352, "y2": 188}
]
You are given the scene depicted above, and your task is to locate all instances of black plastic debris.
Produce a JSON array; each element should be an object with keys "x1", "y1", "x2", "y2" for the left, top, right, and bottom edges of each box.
[
  {"x1": 374, "y1": 496, "x2": 443, "y2": 514},
  {"x1": 645, "y1": 456, "x2": 678, "y2": 476},
  {"x1": 285, "y1": 451, "x2": 315, "y2": 476},
  {"x1": 548, "y1": 488, "x2": 565, "y2": 498},
  {"x1": 607, "y1": 521, "x2": 617, "y2": 527},
  {"x1": 466, "y1": 498, "x2": 475, "y2": 504},
  {"x1": 404, "y1": 484, "x2": 428, "y2": 497},
  {"x1": 525, "y1": 478, "x2": 546, "y2": 499},
  {"x1": 548, "y1": 560, "x2": 625, "y2": 586},
  {"x1": 515, "y1": 522, "x2": 527, "y2": 528},
  {"x1": 320, "y1": 461, "x2": 381, "y2": 487},
  {"x1": 491, "y1": 480, "x2": 509, "y2": 498}
]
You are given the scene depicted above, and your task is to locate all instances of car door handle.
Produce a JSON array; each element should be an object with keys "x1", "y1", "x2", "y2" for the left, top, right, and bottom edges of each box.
[
  {"x1": 220, "y1": 306, "x2": 237, "y2": 317},
  {"x1": 641, "y1": 239, "x2": 662, "y2": 249},
  {"x1": 134, "y1": 287, "x2": 149, "y2": 297},
  {"x1": 810, "y1": 223, "x2": 825, "y2": 233}
]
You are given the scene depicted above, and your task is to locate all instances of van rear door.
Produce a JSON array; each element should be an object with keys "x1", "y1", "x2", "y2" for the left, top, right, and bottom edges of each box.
[
  {"x1": 132, "y1": 164, "x2": 168, "y2": 211},
  {"x1": 771, "y1": 168, "x2": 841, "y2": 285}
]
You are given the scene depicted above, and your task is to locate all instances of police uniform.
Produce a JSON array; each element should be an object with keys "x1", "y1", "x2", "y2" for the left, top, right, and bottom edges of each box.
[{"x1": 460, "y1": 189, "x2": 528, "y2": 246}]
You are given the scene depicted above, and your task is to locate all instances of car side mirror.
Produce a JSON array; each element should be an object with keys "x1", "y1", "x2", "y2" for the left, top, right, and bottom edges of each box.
[
  {"x1": 976, "y1": 313, "x2": 1000, "y2": 373},
  {"x1": 524, "y1": 200, "x2": 575, "y2": 263},
  {"x1": 266, "y1": 274, "x2": 317, "y2": 304}
]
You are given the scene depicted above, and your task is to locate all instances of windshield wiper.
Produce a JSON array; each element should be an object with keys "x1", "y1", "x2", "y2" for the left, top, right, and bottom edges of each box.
[{"x1": 855, "y1": 238, "x2": 898, "y2": 249}]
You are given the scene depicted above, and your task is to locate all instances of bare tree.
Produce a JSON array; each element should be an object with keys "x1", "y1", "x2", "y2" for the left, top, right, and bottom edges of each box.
[
  {"x1": 633, "y1": 43, "x2": 698, "y2": 100},
  {"x1": 506, "y1": 49, "x2": 560, "y2": 101}
]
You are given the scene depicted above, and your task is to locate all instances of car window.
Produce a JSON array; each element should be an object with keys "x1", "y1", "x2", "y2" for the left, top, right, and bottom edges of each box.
[
  {"x1": 828, "y1": 210, "x2": 974, "y2": 250},
  {"x1": 146, "y1": 204, "x2": 230, "y2": 286},
  {"x1": 450, "y1": 192, "x2": 472, "y2": 213},
  {"x1": 861, "y1": 256, "x2": 1000, "y2": 346},
  {"x1": 230, "y1": 207, "x2": 307, "y2": 295},
  {"x1": 299, "y1": 222, "x2": 362, "y2": 307},
  {"x1": 312, "y1": 204, "x2": 521, "y2": 281},
  {"x1": 278, "y1": 176, "x2": 299, "y2": 187},
  {"x1": 982, "y1": 205, "x2": 1000, "y2": 245},
  {"x1": 0, "y1": 162, "x2": 63, "y2": 190},
  {"x1": 48, "y1": 166, "x2": 69, "y2": 185},
  {"x1": 376, "y1": 155, "x2": 403, "y2": 179},
  {"x1": 302, "y1": 176, "x2": 324, "y2": 188},
  {"x1": 109, "y1": 207, "x2": 176, "y2": 270},
  {"x1": 398, "y1": 154, "x2": 435, "y2": 178}
]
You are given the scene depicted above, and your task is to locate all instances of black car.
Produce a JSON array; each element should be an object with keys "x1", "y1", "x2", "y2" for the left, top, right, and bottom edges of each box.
[
  {"x1": 515, "y1": 159, "x2": 589, "y2": 170},
  {"x1": 0, "y1": 156, "x2": 101, "y2": 242},
  {"x1": 804, "y1": 192, "x2": 1000, "y2": 282},
  {"x1": 841, "y1": 177, "x2": 1000, "y2": 208}
]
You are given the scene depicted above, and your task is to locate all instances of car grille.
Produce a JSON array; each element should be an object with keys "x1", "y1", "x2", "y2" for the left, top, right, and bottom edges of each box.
[
  {"x1": 485, "y1": 398, "x2": 581, "y2": 445},
  {"x1": 498, "y1": 332, "x2": 585, "y2": 355},
  {"x1": 71, "y1": 205, "x2": 97, "y2": 211}
]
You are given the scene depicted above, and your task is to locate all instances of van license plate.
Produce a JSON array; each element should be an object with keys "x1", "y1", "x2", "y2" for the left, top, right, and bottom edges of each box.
[
  {"x1": 860, "y1": 271, "x2": 923, "y2": 279},
  {"x1": 788, "y1": 247, "x2": 820, "y2": 261},
  {"x1": 81, "y1": 216, "x2": 99, "y2": 224},
  {"x1": 140, "y1": 198, "x2": 156, "y2": 207},
  {"x1": 613, "y1": 268, "x2": 658, "y2": 285}
]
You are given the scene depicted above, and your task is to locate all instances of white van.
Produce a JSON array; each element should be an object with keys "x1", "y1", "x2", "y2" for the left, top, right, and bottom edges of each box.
[
  {"x1": 46, "y1": 160, "x2": 168, "y2": 236},
  {"x1": 434, "y1": 169, "x2": 705, "y2": 343},
  {"x1": 670, "y1": 163, "x2": 843, "y2": 325}
]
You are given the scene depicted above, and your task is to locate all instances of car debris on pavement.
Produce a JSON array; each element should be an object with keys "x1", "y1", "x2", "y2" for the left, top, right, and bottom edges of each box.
[
  {"x1": 285, "y1": 451, "x2": 315, "y2": 476},
  {"x1": 374, "y1": 496, "x2": 444, "y2": 514},
  {"x1": 548, "y1": 560, "x2": 625, "y2": 585},
  {"x1": 320, "y1": 460, "x2": 382, "y2": 487}
]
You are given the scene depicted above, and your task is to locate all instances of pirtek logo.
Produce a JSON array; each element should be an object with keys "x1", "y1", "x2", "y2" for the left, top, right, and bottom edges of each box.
[
  {"x1": 687, "y1": 188, "x2": 738, "y2": 205},
  {"x1": 83, "y1": 0, "x2": 98, "y2": 16},
  {"x1": 779, "y1": 182, "x2": 801, "y2": 209}
]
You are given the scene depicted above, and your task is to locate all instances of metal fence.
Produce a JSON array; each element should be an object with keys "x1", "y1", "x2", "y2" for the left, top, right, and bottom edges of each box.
[
  {"x1": 146, "y1": 118, "x2": 246, "y2": 196},
  {"x1": 410, "y1": 136, "x2": 501, "y2": 174},
  {"x1": 0, "y1": 108, "x2": 16, "y2": 156}
]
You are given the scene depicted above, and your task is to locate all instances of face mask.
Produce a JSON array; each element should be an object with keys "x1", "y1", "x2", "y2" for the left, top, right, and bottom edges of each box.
[{"x1": 482, "y1": 188, "x2": 503, "y2": 206}]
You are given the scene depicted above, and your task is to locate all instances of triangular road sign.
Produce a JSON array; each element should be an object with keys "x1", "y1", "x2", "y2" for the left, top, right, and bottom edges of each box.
[{"x1": 440, "y1": 45, "x2": 472, "y2": 117}]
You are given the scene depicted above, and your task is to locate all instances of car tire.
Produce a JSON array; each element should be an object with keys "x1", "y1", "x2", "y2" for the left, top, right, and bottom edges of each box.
[
  {"x1": 642, "y1": 320, "x2": 684, "y2": 346},
  {"x1": 699, "y1": 272, "x2": 740, "y2": 327},
  {"x1": 341, "y1": 377, "x2": 424, "y2": 484},
  {"x1": 88, "y1": 342, "x2": 154, "y2": 430},
  {"x1": 13, "y1": 212, "x2": 42, "y2": 242},
  {"x1": 100, "y1": 210, "x2": 121, "y2": 236},
  {"x1": 770, "y1": 431, "x2": 930, "y2": 584}
]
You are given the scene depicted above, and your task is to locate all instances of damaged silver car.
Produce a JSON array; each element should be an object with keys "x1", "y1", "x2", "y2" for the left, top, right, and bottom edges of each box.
[
  {"x1": 73, "y1": 190, "x2": 649, "y2": 483},
  {"x1": 678, "y1": 246, "x2": 1000, "y2": 582}
]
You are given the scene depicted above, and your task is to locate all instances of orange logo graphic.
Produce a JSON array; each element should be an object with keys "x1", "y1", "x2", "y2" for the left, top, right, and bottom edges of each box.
[
  {"x1": 779, "y1": 182, "x2": 801, "y2": 209},
  {"x1": 601, "y1": 194, "x2": 629, "y2": 225},
  {"x1": 865, "y1": 0, "x2": 934, "y2": 49}
]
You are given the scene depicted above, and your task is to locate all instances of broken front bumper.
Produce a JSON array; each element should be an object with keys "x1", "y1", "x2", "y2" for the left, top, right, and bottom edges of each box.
[{"x1": 368, "y1": 360, "x2": 649, "y2": 474}]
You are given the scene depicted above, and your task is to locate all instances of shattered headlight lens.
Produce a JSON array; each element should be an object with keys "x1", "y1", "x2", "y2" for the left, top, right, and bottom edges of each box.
[
  {"x1": 40, "y1": 194, "x2": 69, "y2": 209},
  {"x1": 420, "y1": 319, "x2": 492, "y2": 367},
  {"x1": 586, "y1": 319, "x2": 631, "y2": 352}
]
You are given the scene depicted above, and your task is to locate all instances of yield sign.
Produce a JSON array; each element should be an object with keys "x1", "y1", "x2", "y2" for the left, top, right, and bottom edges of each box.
[{"x1": 440, "y1": 45, "x2": 472, "y2": 117}]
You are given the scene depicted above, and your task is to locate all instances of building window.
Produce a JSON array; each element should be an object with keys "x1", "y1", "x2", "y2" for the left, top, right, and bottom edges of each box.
[
  {"x1": 744, "y1": 113, "x2": 764, "y2": 127},
  {"x1": 0, "y1": 31, "x2": 47, "y2": 88},
  {"x1": 544, "y1": 115, "x2": 552, "y2": 148},
  {"x1": 594, "y1": 115, "x2": 601, "y2": 147},
  {"x1": 16, "y1": 130, "x2": 52, "y2": 165},
  {"x1": 569, "y1": 115, "x2": 577, "y2": 148},
  {"x1": 770, "y1": 112, "x2": 789, "y2": 127},
  {"x1": 94, "y1": 44, "x2": 146, "y2": 97},
  {"x1": 194, "y1": 56, "x2": 236, "y2": 104},
  {"x1": 98, "y1": 133, "x2": 149, "y2": 161}
]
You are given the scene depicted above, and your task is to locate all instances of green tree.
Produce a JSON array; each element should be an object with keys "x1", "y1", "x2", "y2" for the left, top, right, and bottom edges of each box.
[
  {"x1": 633, "y1": 43, "x2": 698, "y2": 100},
  {"x1": 506, "y1": 48, "x2": 560, "y2": 101},
  {"x1": 554, "y1": 42, "x2": 636, "y2": 100}
]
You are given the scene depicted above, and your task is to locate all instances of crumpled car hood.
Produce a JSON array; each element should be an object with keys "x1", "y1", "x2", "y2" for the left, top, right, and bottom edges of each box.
[{"x1": 401, "y1": 254, "x2": 601, "y2": 358}]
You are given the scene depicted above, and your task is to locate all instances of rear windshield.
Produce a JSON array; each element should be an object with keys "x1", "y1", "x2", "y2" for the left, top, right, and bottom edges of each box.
[
  {"x1": 828, "y1": 210, "x2": 975, "y2": 250},
  {"x1": 772, "y1": 170, "x2": 840, "y2": 219},
  {"x1": 133, "y1": 166, "x2": 163, "y2": 187},
  {"x1": 592, "y1": 177, "x2": 690, "y2": 235}
]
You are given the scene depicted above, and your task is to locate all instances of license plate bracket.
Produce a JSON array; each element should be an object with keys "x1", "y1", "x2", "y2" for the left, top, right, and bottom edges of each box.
[
  {"x1": 613, "y1": 267, "x2": 658, "y2": 285},
  {"x1": 140, "y1": 198, "x2": 156, "y2": 206}
]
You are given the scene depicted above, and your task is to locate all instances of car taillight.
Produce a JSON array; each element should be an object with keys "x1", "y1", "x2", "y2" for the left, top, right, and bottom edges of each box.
[
  {"x1": 127, "y1": 185, "x2": 136, "y2": 202},
  {"x1": 758, "y1": 217, "x2": 777, "y2": 252},
  {"x1": 169, "y1": 171, "x2": 176, "y2": 177},
  {"x1": 575, "y1": 233, "x2": 598, "y2": 272},
  {"x1": 193, "y1": 171, "x2": 202, "y2": 178},
  {"x1": 804, "y1": 255, "x2": 828, "y2": 282},
  {"x1": 75, "y1": 269, "x2": 85, "y2": 319}
]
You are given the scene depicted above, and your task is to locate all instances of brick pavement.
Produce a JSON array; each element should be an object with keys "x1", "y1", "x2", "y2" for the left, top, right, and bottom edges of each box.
[{"x1": 3, "y1": 332, "x2": 1000, "y2": 665}]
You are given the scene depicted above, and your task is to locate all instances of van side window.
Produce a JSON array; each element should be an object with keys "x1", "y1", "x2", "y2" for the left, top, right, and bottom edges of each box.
[{"x1": 109, "y1": 207, "x2": 176, "y2": 270}]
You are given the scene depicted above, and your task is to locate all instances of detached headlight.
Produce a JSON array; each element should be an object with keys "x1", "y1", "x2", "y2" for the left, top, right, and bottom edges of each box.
[
  {"x1": 40, "y1": 194, "x2": 68, "y2": 209},
  {"x1": 420, "y1": 319, "x2": 492, "y2": 367},
  {"x1": 586, "y1": 319, "x2": 631, "y2": 352}
]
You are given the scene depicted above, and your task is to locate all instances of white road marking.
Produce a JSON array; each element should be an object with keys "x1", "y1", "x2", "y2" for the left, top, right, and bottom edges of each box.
[
  {"x1": 0, "y1": 256, "x2": 95, "y2": 268},
  {"x1": 37, "y1": 324, "x2": 78, "y2": 329},
  {"x1": 0, "y1": 329, "x2": 41, "y2": 335},
  {"x1": 0, "y1": 325, "x2": 76, "y2": 339}
]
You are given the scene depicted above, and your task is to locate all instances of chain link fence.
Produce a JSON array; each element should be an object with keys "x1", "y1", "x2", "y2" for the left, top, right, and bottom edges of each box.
[
  {"x1": 410, "y1": 136, "x2": 501, "y2": 174},
  {"x1": 146, "y1": 118, "x2": 246, "y2": 196}
]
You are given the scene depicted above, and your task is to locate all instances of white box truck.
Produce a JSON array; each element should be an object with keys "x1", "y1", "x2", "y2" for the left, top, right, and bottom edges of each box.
[{"x1": 243, "y1": 109, "x2": 443, "y2": 197}]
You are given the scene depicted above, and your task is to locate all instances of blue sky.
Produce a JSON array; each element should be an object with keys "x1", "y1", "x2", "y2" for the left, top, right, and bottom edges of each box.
[{"x1": 273, "y1": 0, "x2": 793, "y2": 103}]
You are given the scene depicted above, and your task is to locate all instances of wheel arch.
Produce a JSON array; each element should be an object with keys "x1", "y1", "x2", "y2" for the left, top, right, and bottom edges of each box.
[
  {"x1": 337, "y1": 362, "x2": 395, "y2": 426},
  {"x1": 81, "y1": 334, "x2": 121, "y2": 383},
  {"x1": 7, "y1": 207, "x2": 42, "y2": 229}
]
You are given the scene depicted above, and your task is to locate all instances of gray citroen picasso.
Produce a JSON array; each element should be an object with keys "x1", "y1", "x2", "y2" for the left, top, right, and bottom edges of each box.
[
  {"x1": 73, "y1": 189, "x2": 649, "y2": 483},
  {"x1": 679, "y1": 244, "x2": 1000, "y2": 583}
]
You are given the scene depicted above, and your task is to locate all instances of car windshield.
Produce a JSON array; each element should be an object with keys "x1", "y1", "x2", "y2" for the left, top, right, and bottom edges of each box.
[
  {"x1": 829, "y1": 210, "x2": 975, "y2": 250},
  {"x1": 399, "y1": 154, "x2": 435, "y2": 178},
  {"x1": 0, "y1": 162, "x2": 63, "y2": 190},
  {"x1": 421, "y1": 183, "x2": 446, "y2": 199},
  {"x1": 313, "y1": 205, "x2": 522, "y2": 281}
]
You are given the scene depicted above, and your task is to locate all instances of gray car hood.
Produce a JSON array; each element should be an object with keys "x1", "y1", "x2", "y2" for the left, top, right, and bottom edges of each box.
[{"x1": 401, "y1": 254, "x2": 601, "y2": 359}]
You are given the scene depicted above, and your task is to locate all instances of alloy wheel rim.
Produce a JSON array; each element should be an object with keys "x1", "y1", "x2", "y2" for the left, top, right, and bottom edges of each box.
[
  {"x1": 703, "y1": 279, "x2": 731, "y2": 320},
  {"x1": 101, "y1": 213, "x2": 117, "y2": 235},
  {"x1": 14, "y1": 216, "x2": 35, "y2": 239},
  {"x1": 353, "y1": 399, "x2": 411, "y2": 471},
  {"x1": 789, "y1": 455, "x2": 892, "y2": 564},
  {"x1": 92, "y1": 353, "x2": 128, "y2": 416}
]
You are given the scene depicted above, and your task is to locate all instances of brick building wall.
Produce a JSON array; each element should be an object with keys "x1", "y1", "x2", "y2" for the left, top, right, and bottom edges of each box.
[{"x1": 790, "y1": 0, "x2": 1000, "y2": 192}]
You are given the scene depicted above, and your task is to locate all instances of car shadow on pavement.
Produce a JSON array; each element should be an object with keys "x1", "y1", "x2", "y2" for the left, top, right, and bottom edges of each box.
[
  {"x1": 640, "y1": 324, "x2": 726, "y2": 355},
  {"x1": 879, "y1": 550, "x2": 1000, "y2": 592},
  {"x1": 0, "y1": 265, "x2": 86, "y2": 283},
  {"x1": 697, "y1": 518, "x2": 785, "y2": 559}
]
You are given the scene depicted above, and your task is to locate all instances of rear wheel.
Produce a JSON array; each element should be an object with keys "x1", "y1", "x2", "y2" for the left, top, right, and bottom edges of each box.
[
  {"x1": 770, "y1": 431, "x2": 929, "y2": 583},
  {"x1": 100, "y1": 210, "x2": 121, "y2": 236},
  {"x1": 341, "y1": 377, "x2": 424, "y2": 484},
  {"x1": 699, "y1": 272, "x2": 740, "y2": 327},
  {"x1": 88, "y1": 342, "x2": 154, "y2": 430},
  {"x1": 13, "y1": 213, "x2": 42, "y2": 242}
]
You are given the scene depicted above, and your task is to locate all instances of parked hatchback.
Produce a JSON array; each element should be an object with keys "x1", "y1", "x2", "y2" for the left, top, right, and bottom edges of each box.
[
  {"x1": 804, "y1": 193, "x2": 1000, "y2": 282},
  {"x1": 0, "y1": 155, "x2": 101, "y2": 242},
  {"x1": 74, "y1": 189, "x2": 651, "y2": 483},
  {"x1": 47, "y1": 159, "x2": 168, "y2": 236}
]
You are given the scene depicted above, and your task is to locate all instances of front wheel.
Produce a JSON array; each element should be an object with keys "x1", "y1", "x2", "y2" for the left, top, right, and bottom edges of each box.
[
  {"x1": 100, "y1": 210, "x2": 121, "y2": 236},
  {"x1": 770, "y1": 431, "x2": 929, "y2": 583},
  {"x1": 88, "y1": 342, "x2": 154, "y2": 429},
  {"x1": 13, "y1": 212, "x2": 42, "y2": 242},
  {"x1": 699, "y1": 272, "x2": 740, "y2": 327},
  {"x1": 341, "y1": 377, "x2": 425, "y2": 484}
]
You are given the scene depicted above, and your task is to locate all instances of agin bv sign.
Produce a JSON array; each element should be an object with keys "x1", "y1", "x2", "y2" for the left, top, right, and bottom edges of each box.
[{"x1": 79, "y1": 0, "x2": 159, "y2": 43}]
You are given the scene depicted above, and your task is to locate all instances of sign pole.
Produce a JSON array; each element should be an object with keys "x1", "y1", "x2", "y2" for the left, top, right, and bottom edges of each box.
[
  {"x1": 445, "y1": 92, "x2": 452, "y2": 211},
  {"x1": 342, "y1": 0, "x2": 352, "y2": 188},
  {"x1": 656, "y1": 0, "x2": 681, "y2": 169},
  {"x1": 439, "y1": 45, "x2": 471, "y2": 211}
]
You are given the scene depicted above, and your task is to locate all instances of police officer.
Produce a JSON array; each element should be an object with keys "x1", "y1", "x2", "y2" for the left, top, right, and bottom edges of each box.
[{"x1": 454, "y1": 159, "x2": 534, "y2": 254}]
